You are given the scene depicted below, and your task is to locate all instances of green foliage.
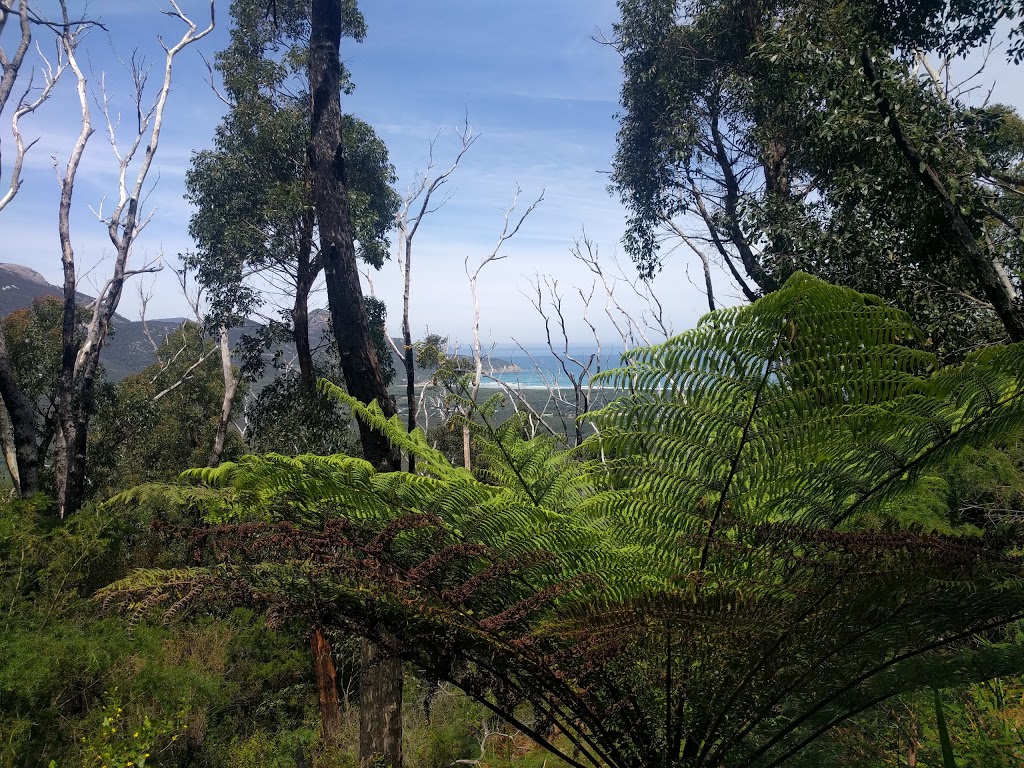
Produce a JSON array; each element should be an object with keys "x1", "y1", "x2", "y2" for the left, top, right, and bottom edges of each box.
[
  {"x1": 0, "y1": 493, "x2": 325, "y2": 768},
  {"x1": 89, "y1": 323, "x2": 242, "y2": 496},
  {"x1": 101, "y1": 274, "x2": 1024, "y2": 767},
  {"x1": 935, "y1": 689, "x2": 958, "y2": 768},
  {"x1": 246, "y1": 368, "x2": 361, "y2": 456},
  {"x1": 1, "y1": 297, "x2": 106, "y2": 486},
  {"x1": 244, "y1": 301, "x2": 393, "y2": 457},
  {"x1": 864, "y1": 0, "x2": 1024, "y2": 61},
  {"x1": 3, "y1": 296, "x2": 64, "y2": 405},
  {"x1": 184, "y1": 0, "x2": 398, "y2": 329},
  {"x1": 76, "y1": 693, "x2": 187, "y2": 768},
  {"x1": 613, "y1": 0, "x2": 1024, "y2": 356}
]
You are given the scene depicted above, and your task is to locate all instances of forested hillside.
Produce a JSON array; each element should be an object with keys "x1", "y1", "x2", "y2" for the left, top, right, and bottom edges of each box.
[{"x1": 5, "y1": 1, "x2": 1024, "y2": 767}]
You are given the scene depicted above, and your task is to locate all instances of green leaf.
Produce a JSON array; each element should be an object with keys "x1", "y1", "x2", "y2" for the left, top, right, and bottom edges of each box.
[{"x1": 934, "y1": 688, "x2": 958, "y2": 768}]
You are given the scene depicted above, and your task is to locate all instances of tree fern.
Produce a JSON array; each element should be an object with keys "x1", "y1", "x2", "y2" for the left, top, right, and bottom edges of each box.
[{"x1": 99, "y1": 273, "x2": 1024, "y2": 768}]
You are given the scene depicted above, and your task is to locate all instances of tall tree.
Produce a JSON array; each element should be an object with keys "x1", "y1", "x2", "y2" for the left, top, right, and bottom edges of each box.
[
  {"x1": 385, "y1": 127, "x2": 475, "y2": 473},
  {"x1": 612, "y1": 0, "x2": 1024, "y2": 357},
  {"x1": 0, "y1": 2, "x2": 86, "y2": 498},
  {"x1": 49, "y1": 1, "x2": 215, "y2": 516},
  {"x1": 308, "y1": 1, "x2": 403, "y2": 765},
  {"x1": 184, "y1": 0, "x2": 398, "y2": 398}
]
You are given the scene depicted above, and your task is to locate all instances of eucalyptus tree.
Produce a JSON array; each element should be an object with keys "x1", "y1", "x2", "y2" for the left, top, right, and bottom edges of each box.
[
  {"x1": 187, "y1": 0, "x2": 405, "y2": 761},
  {"x1": 613, "y1": 0, "x2": 1024, "y2": 358},
  {"x1": 184, "y1": 0, "x2": 398, "y2": 397},
  {"x1": 307, "y1": 2, "x2": 409, "y2": 763},
  {"x1": 51, "y1": 2, "x2": 215, "y2": 516},
  {"x1": 0, "y1": 3, "x2": 94, "y2": 500}
]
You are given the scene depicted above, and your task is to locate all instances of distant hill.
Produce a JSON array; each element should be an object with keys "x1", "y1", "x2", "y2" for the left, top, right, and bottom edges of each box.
[
  {"x1": 0, "y1": 263, "x2": 109, "y2": 319},
  {"x1": 0, "y1": 264, "x2": 517, "y2": 382}
]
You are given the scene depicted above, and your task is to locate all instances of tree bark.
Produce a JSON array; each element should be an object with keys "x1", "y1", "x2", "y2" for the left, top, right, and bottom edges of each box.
[
  {"x1": 358, "y1": 637, "x2": 403, "y2": 768},
  {"x1": 308, "y1": 3, "x2": 402, "y2": 765},
  {"x1": 208, "y1": 325, "x2": 238, "y2": 467},
  {"x1": 292, "y1": 189, "x2": 319, "y2": 396},
  {"x1": 309, "y1": 0, "x2": 399, "y2": 470},
  {"x1": 293, "y1": 281, "x2": 315, "y2": 395},
  {"x1": 311, "y1": 627, "x2": 343, "y2": 748},
  {"x1": 0, "y1": 325, "x2": 38, "y2": 497},
  {"x1": 401, "y1": 230, "x2": 416, "y2": 473},
  {"x1": 707, "y1": 97, "x2": 778, "y2": 296},
  {"x1": 0, "y1": 0, "x2": 31, "y2": 115}
]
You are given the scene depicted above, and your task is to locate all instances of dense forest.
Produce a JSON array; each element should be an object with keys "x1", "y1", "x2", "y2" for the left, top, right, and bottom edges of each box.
[{"x1": 5, "y1": 0, "x2": 1024, "y2": 766}]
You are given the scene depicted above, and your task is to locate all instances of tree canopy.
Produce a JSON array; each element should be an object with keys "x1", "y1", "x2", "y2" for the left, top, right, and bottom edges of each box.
[{"x1": 613, "y1": 0, "x2": 1024, "y2": 356}]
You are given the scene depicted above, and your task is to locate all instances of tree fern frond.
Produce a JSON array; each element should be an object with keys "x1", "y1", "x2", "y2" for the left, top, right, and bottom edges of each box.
[{"x1": 104, "y1": 272, "x2": 1024, "y2": 768}]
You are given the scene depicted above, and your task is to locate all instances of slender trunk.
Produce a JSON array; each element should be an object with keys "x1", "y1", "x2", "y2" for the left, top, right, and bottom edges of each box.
[
  {"x1": 293, "y1": 287, "x2": 315, "y2": 395},
  {"x1": 294, "y1": 199, "x2": 318, "y2": 396},
  {"x1": 907, "y1": 716, "x2": 918, "y2": 767},
  {"x1": 54, "y1": 27, "x2": 93, "y2": 519},
  {"x1": 359, "y1": 638, "x2": 403, "y2": 768},
  {"x1": 209, "y1": 326, "x2": 238, "y2": 467},
  {"x1": 0, "y1": 2, "x2": 31, "y2": 116},
  {"x1": 0, "y1": 327, "x2": 37, "y2": 497},
  {"x1": 464, "y1": 271, "x2": 485, "y2": 471},
  {"x1": 402, "y1": 232, "x2": 416, "y2": 473},
  {"x1": 862, "y1": 48, "x2": 1024, "y2": 342},
  {"x1": 309, "y1": 4, "x2": 402, "y2": 766},
  {"x1": 311, "y1": 627, "x2": 343, "y2": 748}
]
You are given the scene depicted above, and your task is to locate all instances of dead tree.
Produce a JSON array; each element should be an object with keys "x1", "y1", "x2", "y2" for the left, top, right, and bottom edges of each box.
[
  {"x1": 0, "y1": 1, "x2": 85, "y2": 498},
  {"x1": 521, "y1": 233, "x2": 673, "y2": 446},
  {"x1": 53, "y1": 0, "x2": 215, "y2": 517},
  {"x1": 388, "y1": 126, "x2": 476, "y2": 472},
  {"x1": 463, "y1": 184, "x2": 543, "y2": 470},
  {"x1": 137, "y1": 273, "x2": 221, "y2": 405}
]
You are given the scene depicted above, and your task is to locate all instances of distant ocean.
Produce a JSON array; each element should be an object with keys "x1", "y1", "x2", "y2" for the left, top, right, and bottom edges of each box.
[{"x1": 475, "y1": 345, "x2": 627, "y2": 390}]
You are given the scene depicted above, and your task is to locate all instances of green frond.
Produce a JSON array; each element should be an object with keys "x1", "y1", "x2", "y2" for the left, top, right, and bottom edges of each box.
[
  {"x1": 104, "y1": 272, "x2": 1024, "y2": 768},
  {"x1": 318, "y1": 379, "x2": 470, "y2": 481}
]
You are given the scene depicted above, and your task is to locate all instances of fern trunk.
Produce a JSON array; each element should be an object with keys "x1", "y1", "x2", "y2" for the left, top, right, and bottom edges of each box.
[{"x1": 358, "y1": 637, "x2": 403, "y2": 768}]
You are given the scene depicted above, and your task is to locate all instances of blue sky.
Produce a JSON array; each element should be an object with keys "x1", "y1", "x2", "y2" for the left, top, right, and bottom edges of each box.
[
  {"x1": 0, "y1": 0, "x2": 707, "y2": 348},
  {"x1": 2, "y1": 2, "x2": 1023, "y2": 348}
]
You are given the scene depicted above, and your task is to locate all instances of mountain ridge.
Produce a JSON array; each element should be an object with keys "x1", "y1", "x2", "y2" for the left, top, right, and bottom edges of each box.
[{"x1": 0, "y1": 263, "x2": 519, "y2": 382}]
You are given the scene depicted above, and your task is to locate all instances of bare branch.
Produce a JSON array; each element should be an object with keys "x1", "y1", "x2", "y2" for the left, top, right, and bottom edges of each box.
[
  {"x1": 460, "y1": 185, "x2": 544, "y2": 468},
  {"x1": 0, "y1": 39, "x2": 68, "y2": 211},
  {"x1": 661, "y1": 214, "x2": 715, "y2": 313},
  {"x1": 50, "y1": 0, "x2": 216, "y2": 516},
  {"x1": 0, "y1": 1, "x2": 106, "y2": 32}
]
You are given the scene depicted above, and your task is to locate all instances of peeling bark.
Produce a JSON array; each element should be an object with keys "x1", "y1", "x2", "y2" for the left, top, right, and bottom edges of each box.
[
  {"x1": 311, "y1": 627, "x2": 343, "y2": 748},
  {"x1": 208, "y1": 325, "x2": 238, "y2": 467}
]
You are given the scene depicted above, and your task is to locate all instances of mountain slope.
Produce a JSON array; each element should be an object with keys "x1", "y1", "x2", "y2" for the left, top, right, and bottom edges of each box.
[{"x1": 0, "y1": 265, "x2": 517, "y2": 382}]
